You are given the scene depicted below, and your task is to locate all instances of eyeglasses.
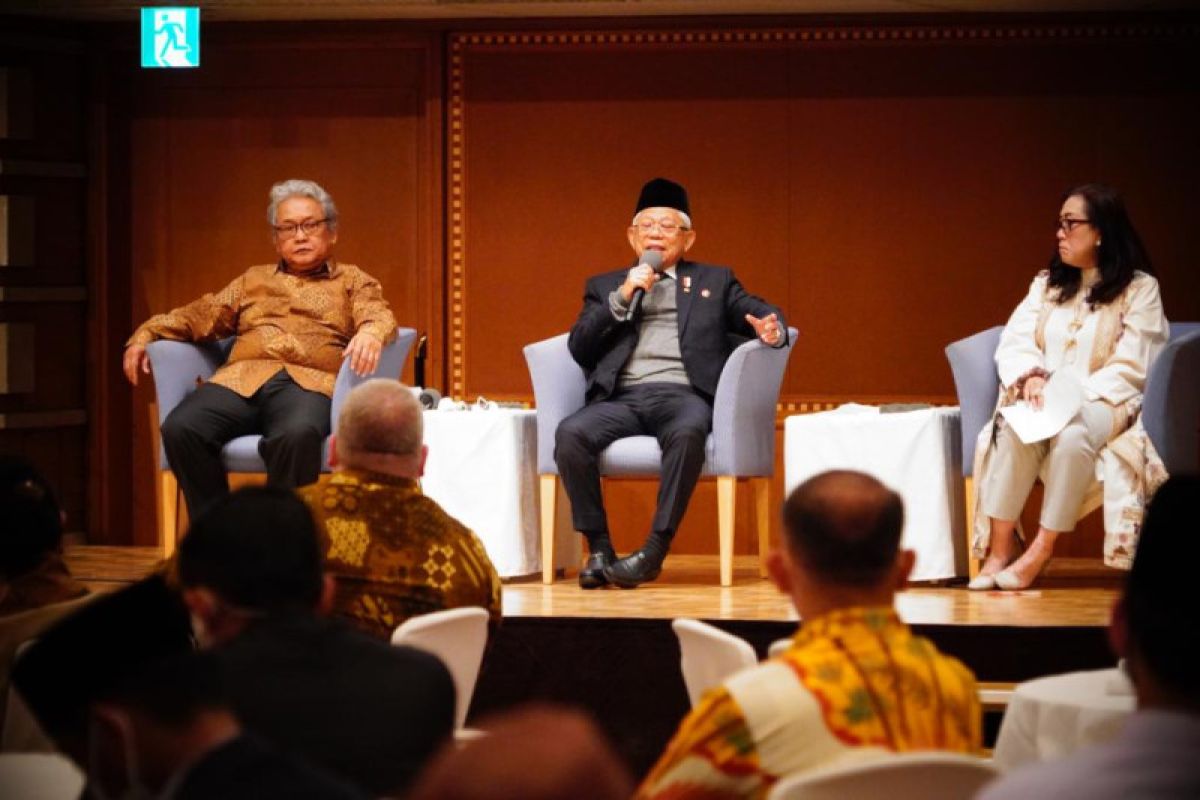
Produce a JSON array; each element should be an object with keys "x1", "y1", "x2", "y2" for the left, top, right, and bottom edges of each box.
[
  {"x1": 1057, "y1": 217, "x2": 1092, "y2": 234},
  {"x1": 633, "y1": 217, "x2": 688, "y2": 235},
  {"x1": 272, "y1": 218, "x2": 329, "y2": 239}
]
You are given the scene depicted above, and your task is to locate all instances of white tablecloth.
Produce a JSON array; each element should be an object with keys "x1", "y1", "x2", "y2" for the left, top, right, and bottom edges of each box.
[
  {"x1": 421, "y1": 408, "x2": 577, "y2": 578},
  {"x1": 784, "y1": 405, "x2": 965, "y2": 581},
  {"x1": 993, "y1": 667, "x2": 1136, "y2": 771}
]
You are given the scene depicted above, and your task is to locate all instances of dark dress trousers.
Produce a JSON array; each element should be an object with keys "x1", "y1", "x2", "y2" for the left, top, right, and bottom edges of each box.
[
  {"x1": 556, "y1": 260, "x2": 787, "y2": 537},
  {"x1": 212, "y1": 614, "x2": 455, "y2": 797}
]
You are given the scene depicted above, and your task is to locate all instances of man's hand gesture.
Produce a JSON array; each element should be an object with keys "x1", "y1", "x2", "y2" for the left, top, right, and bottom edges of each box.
[{"x1": 745, "y1": 312, "x2": 783, "y2": 346}]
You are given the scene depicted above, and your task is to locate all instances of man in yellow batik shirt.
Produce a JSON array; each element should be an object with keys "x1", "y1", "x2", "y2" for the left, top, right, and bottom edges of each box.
[
  {"x1": 639, "y1": 470, "x2": 981, "y2": 800},
  {"x1": 298, "y1": 379, "x2": 501, "y2": 641},
  {"x1": 123, "y1": 179, "x2": 396, "y2": 518}
]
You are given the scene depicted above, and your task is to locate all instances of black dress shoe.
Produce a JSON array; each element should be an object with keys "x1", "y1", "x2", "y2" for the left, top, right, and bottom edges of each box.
[
  {"x1": 603, "y1": 549, "x2": 664, "y2": 589},
  {"x1": 578, "y1": 552, "x2": 615, "y2": 589}
]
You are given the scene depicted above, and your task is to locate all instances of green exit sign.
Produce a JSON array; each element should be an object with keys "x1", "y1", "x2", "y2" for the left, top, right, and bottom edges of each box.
[{"x1": 141, "y1": 8, "x2": 200, "y2": 68}]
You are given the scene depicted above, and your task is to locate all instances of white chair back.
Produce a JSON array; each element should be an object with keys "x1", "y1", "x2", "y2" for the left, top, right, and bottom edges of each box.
[
  {"x1": 391, "y1": 607, "x2": 489, "y2": 730},
  {"x1": 767, "y1": 637, "x2": 792, "y2": 659},
  {"x1": 0, "y1": 753, "x2": 85, "y2": 799},
  {"x1": 767, "y1": 752, "x2": 999, "y2": 800},
  {"x1": 671, "y1": 619, "x2": 757, "y2": 707}
]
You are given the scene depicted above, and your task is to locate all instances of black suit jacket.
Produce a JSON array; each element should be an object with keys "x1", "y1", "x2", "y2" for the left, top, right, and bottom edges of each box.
[
  {"x1": 567, "y1": 260, "x2": 787, "y2": 402},
  {"x1": 213, "y1": 615, "x2": 454, "y2": 797}
]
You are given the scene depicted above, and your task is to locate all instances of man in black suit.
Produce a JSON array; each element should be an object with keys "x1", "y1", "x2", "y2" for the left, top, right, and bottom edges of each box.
[
  {"x1": 558, "y1": 178, "x2": 788, "y2": 589},
  {"x1": 177, "y1": 486, "x2": 455, "y2": 797}
]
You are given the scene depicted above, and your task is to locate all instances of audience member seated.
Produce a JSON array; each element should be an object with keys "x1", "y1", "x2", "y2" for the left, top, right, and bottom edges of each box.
[
  {"x1": 978, "y1": 474, "x2": 1200, "y2": 800},
  {"x1": 638, "y1": 470, "x2": 981, "y2": 799},
  {"x1": 409, "y1": 704, "x2": 633, "y2": 800},
  {"x1": 177, "y1": 486, "x2": 455, "y2": 796},
  {"x1": 11, "y1": 576, "x2": 364, "y2": 799},
  {"x1": 298, "y1": 379, "x2": 501, "y2": 640},
  {"x1": 0, "y1": 456, "x2": 88, "y2": 617}
]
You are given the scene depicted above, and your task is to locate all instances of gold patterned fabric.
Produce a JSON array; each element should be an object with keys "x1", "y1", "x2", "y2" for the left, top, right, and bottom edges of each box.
[
  {"x1": 638, "y1": 606, "x2": 981, "y2": 800},
  {"x1": 298, "y1": 468, "x2": 502, "y2": 640},
  {"x1": 128, "y1": 261, "x2": 396, "y2": 398}
]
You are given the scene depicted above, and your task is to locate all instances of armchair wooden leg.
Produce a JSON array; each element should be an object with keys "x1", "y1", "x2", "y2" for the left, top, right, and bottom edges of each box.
[
  {"x1": 540, "y1": 474, "x2": 558, "y2": 585},
  {"x1": 964, "y1": 476, "x2": 980, "y2": 579},
  {"x1": 717, "y1": 475, "x2": 736, "y2": 587},
  {"x1": 753, "y1": 478, "x2": 770, "y2": 578},
  {"x1": 158, "y1": 470, "x2": 180, "y2": 559}
]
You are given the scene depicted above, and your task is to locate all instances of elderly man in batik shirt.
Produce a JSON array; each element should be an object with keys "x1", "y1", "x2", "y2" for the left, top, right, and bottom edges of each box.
[
  {"x1": 298, "y1": 379, "x2": 501, "y2": 640},
  {"x1": 123, "y1": 179, "x2": 396, "y2": 517},
  {"x1": 639, "y1": 471, "x2": 981, "y2": 800}
]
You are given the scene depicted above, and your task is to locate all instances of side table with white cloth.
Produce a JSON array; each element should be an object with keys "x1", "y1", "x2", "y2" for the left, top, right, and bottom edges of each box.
[
  {"x1": 992, "y1": 667, "x2": 1136, "y2": 771},
  {"x1": 420, "y1": 408, "x2": 579, "y2": 578},
  {"x1": 784, "y1": 405, "x2": 966, "y2": 581}
]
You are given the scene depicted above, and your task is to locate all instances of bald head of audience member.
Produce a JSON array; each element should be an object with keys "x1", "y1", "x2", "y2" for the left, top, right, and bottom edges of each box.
[
  {"x1": 408, "y1": 705, "x2": 633, "y2": 800},
  {"x1": 331, "y1": 379, "x2": 426, "y2": 477},
  {"x1": 1110, "y1": 475, "x2": 1200, "y2": 713},
  {"x1": 768, "y1": 470, "x2": 913, "y2": 618}
]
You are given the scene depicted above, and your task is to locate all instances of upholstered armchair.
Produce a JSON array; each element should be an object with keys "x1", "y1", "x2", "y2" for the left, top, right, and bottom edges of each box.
[
  {"x1": 147, "y1": 327, "x2": 417, "y2": 555},
  {"x1": 524, "y1": 328, "x2": 797, "y2": 586},
  {"x1": 945, "y1": 322, "x2": 1199, "y2": 577}
]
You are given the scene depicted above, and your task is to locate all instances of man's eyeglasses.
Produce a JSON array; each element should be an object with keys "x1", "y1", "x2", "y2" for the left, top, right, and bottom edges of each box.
[
  {"x1": 273, "y1": 218, "x2": 329, "y2": 239},
  {"x1": 1057, "y1": 217, "x2": 1091, "y2": 234},
  {"x1": 634, "y1": 217, "x2": 688, "y2": 235}
]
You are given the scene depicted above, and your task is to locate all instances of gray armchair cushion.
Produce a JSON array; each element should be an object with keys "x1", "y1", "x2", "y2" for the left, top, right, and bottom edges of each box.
[
  {"x1": 524, "y1": 327, "x2": 797, "y2": 478},
  {"x1": 946, "y1": 322, "x2": 1200, "y2": 478},
  {"x1": 147, "y1": 328, "x2": 417, "y2": 472}
]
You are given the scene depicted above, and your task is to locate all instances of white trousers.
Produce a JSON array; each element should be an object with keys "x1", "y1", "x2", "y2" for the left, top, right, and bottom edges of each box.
[{"x1": 982, "y1": 401, "x2": 1113, "y2": 533}]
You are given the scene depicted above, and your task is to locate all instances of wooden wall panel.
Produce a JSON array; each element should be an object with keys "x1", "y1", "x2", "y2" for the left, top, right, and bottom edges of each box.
[
  {"x1": 451, "y1": 23, "x2": 1200, "y2": 408},
  {"x1": 449, "y1": 22, "x2": 1200, "y2": 555},
  {"x1": 116, "y1": 27, "x2": 442, "y2": 546}
]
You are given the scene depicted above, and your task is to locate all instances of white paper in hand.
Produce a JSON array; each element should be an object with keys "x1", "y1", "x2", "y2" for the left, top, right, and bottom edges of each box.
[{"x1": 998, "y1": 370, "x2": 1085, "y2": 444}]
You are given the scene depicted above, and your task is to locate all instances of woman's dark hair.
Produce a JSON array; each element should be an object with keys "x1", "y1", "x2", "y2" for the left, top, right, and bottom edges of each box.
[
  {"x1": 1047, "y1": 183, "x2": 1155, "y2": 306},
  {"x1": 0, "y1": 456, "x2": 64, "y2": 578}
]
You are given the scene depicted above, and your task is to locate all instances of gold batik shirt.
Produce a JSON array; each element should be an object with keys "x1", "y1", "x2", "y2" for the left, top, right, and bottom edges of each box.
[
  {"x1": 127, "y1": 261, "x2": 396, "y2": 398},
  {"x1": 638, "y1": 606, "x2": 981, "y2": 800},
  {"x1": 298, "y1": 468, "x2": 502, "y2": 640}
]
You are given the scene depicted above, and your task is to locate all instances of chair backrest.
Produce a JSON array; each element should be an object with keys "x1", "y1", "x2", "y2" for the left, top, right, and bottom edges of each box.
[
  {"x1": 1143, "y1": 324, "x2": 1200, "y2": 475},
  {"x1": 766, "y1": 752, "x2": 999, "y2": 800},
  {"x1": 390, "y1": 607, "x2": 489, "y2": 730},
  {"x1": 767, "y1": 637, "x2": 792, "y2": 660},
  {"x1": 0, "y1": 753, "x2": 85, "y2": 799},
  {"x1": 671, "y1": 618, "x2": 757, "y2": 707},
  {"x1": 523, "y1": 334, "x2": 587, "y2": 475},
  {"x1": 710, "y1": 328, "x2": 799, "y2": 476},
  {"x1": 944, "y1": 326, "x2": 1004, "y2": 476}
]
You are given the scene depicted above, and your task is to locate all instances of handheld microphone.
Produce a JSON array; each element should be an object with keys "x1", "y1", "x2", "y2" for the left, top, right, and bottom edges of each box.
[{"x1": 629, "y1": 249, "x2": 664, "y2": 316}]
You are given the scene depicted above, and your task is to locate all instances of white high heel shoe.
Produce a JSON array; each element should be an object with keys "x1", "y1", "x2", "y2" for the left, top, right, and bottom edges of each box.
[{"x1": 967, "y1": 573, "x2": 997, "y2": 591}]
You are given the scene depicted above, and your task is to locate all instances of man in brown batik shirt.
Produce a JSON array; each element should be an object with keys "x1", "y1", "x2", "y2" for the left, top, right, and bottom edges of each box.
[
  {"x1": 124, "y1": 179, "x2": 397, "y2": 517},
  {"x1": 298, "y1": 379, "x2": 501, "y2": 641}
]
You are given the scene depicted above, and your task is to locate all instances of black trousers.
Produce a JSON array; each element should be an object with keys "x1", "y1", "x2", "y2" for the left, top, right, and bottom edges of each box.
[
  {"x1": 161, "y1": 370, "x2": 331, "y2": 518},
  {"x1": 554, "y1": 382, "x2": 712, "y2": 544}
]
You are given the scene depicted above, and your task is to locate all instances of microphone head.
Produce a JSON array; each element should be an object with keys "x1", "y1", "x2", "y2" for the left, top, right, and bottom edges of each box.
[{"x1": 639, "y1": 249, "x2": 664, "y2": 273}]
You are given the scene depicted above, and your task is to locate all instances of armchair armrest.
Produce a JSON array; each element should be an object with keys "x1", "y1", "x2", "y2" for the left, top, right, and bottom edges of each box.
[
  {"x1": 145, "y1": 339, "x2": 232, "y2": 427},
  {"x1": 710, "y1": 327, "x2": 797, "y2": 476},
  {"x1": 329, "y1": 327, "x2": 418, "y2": 428},
  {"x1": 524, "y1": 334, "x2": 587, "y2": 475},
  {"x1": 945, "y1": 326, "x2": 1003, "y2": 477}
]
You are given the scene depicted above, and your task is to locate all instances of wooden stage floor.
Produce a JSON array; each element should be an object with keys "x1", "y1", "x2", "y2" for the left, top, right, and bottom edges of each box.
[{"x1": 67, "y1": 547, "x2": 1120, "y2": 629}]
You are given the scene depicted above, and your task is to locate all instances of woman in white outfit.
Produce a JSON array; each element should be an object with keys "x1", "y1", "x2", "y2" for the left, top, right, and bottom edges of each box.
[{"x1": 971, "y1": 185, "x2": 1168, "y2": 591}]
